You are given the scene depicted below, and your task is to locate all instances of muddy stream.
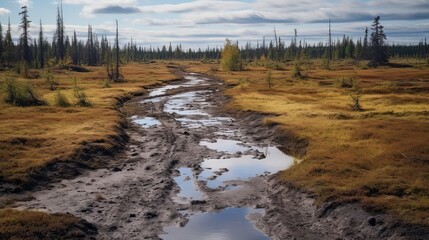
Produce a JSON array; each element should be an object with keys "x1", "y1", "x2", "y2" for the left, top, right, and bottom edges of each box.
[{"x1": 14, "y1": 72, "x2": 394, "y2": 240}]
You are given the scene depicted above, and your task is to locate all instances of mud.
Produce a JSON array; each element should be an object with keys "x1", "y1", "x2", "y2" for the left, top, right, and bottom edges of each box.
[{"x1": 11, "y1": 70, "x2": 429, "y2": 240}]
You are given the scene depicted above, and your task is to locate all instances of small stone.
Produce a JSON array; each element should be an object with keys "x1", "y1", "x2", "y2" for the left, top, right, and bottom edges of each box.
[
  {"x1": 144, "y1": 211, "x2": 158, "y2": 219},
  {"x1": 112, "y1": 167, "x2": 122, "y2": 172},
  {"x1": 190, "y1": 200, "x2": 207, "y2": 205},
  {"x1": 368, "y1": 217, "x2": 377, "y2": 226},
  {"x1": 130, "y1": 213, "x2": 136, "y2": 218}
]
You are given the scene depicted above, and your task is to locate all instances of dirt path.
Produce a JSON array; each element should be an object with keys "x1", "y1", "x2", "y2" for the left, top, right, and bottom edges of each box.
[{"x1": 13, "y1": 70, "x2": 426, "y2": 240}]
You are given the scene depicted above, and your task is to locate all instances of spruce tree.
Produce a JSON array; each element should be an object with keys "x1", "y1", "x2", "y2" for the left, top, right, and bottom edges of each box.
[
  {"x1": 55, "y1": 5, "x2": 65, "y2": 61},
  {"x1": 0, "y1": 22, "x2": 3, "y2": 66},
  {"x1": 4, "y1": 18, "x2": 14, "y2": 67},
  {"x1": 71, "y1": 30, "x2": 78, "y2": 65},
  {"x1": 38, "y1": 20, "x2": 44, "y2": 68},
  {"x1": 370, "y1": 16, "x2": 388, "y2": 65},
  {"x1": 19, "y1": 6, "x2": 31, "y2": 65}
]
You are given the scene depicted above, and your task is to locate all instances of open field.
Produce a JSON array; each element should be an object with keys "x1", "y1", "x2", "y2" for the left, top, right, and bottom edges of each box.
[{"x1": 184, "y1": 59, "x2": 429, "y2": 225}]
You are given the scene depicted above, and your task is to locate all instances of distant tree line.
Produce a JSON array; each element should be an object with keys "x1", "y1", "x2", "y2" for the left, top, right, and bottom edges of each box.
[{"x1": 0, "y1": 8, "x2": 427, "y2": 72}]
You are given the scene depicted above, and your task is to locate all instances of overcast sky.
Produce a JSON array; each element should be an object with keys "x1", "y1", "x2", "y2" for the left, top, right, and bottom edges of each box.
[{"x1": 0, "y1": 0, "x2": 428, "y2": 49}]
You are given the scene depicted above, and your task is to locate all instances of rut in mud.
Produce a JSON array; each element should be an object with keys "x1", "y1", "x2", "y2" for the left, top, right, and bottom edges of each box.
[{"x1": 13, "y1": 72, "x2": 424, "y2": 240}]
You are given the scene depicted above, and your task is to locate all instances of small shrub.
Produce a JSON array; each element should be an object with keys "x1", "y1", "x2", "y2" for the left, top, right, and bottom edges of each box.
[
  {"x1": 291, "y1": 64, "x2": 302, "y2": 78},
  {"x1": 73, "y1": 80, "x2": 91, "y2": 107},
  {"x1": 238, "y1": 78, "x2": 250, "y2": 90},
  {"x1": 266, "y1": 71, "x2": 273, "y2": 89},
  {"x1": 2, "y1": 77, "x2": 45, "y2": 106},
  {"x1": 209, "y1": 65, "x2": 219, "y2": 73},
  {"x1": 55, "y1": 90, "x2": 71, "y2": 107},
  {"x1": 44, "y1": 71, "x2": 58, "y2": 91},
  {"x1": 349, "y1": 81, "x2": 363, "y2": 111},
  {"x1": 102, "y1": 78, "x2": 111, "y2": 88},
  {"x1": 335, "y1": 76, "x2": 355, "y2": 88}
]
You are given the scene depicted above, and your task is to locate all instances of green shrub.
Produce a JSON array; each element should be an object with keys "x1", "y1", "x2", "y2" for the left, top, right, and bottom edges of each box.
[
  {"x1": 55, "y1": 90, "x2": 71, "y2": 107},
  {"x1": 73, "y1": 81, "x2": 91, "y2": 107},
  {"x1": 44, "y1": 71, "x2": 58, "y2": 91},
  {"x1": 290, "y1": 64, "x2": 302, "y2": 78},
  {"x1": 2, "y1": 77, "x2": 45, "y2": 106}
]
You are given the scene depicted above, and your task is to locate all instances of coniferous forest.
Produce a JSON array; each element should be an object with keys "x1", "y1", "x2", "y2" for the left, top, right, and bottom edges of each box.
[{"x1": 0, "y1": 5, "x2": 428, "y2": 72}]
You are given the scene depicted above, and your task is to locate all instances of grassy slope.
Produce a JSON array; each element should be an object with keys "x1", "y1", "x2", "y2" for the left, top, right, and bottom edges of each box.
[
  {"x1": 185, "y1": 59, "x2": 429, "y2": 225},
  {"x1": 0, "y1": 62, "x2": 175, "y2": 238}
]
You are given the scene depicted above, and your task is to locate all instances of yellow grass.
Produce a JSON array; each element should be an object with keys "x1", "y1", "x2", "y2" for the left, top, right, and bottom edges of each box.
[
  {"x1": 0, "y1": 62, "x2": 175, "y2": 184},
  {"x1": 184, "y1": 59, "x2": 429, "y2": 225},
  {"x1": 0, "y1": 209, "x2": 93, "y2": 239}
]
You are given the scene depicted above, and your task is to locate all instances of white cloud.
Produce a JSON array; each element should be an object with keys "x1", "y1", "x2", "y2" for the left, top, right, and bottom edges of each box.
[
  {"x1": 0, "y1": 8, "x2": 11, "y2": 15},
  {"x1": 16, "y1": 0, "x2": 32, "y2": 7}
]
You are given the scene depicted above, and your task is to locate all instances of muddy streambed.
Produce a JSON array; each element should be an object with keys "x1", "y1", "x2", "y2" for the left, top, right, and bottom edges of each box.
[{"x1": 13, "y1": 73, "x2": 295, "y2": 239}]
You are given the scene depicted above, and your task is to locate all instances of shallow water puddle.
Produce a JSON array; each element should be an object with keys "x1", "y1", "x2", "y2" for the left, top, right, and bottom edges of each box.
[
  {"x1": 131, "y1": 116, "x2": 161, "y2": 128},
  {"x1": 200, "y1": 139, "x2": 250, "y2": 154},
  {"x1": 149, "y1": 85, "x2": 182, "y2": 97},
  {"x1": 177, "y1": 117, "x2": 232, "y2": 129},
  {"x1": 200, "y1": 146, "x2": 293, "y2": 189},
  {"x1": 174, "y1": 168, "x2": 203, "y2": 202},
  {"x1": 164, "y1": 91, "x2": 211, "y2": 116},
  {"x1": 160, "y1": 208, "x2": 269, "y2": 240}
]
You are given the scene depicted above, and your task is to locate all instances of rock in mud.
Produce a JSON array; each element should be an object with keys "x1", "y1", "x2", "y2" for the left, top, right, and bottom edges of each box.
[
  {"x1": 111, "y1": 167, "x2": 122, "y2": 172},
  {"x1": 144, "y1": 211, "x2": 159, "y2": 219},
  {"x1": 368, "y1": 217, "x2": 377, "y2": 226},
  {"x1": 190, "y1": 200, "x2": 207, "y2": 205}
]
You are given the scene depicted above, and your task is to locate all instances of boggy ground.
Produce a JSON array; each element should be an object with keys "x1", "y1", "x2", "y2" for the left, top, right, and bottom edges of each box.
[
  {"x1": 11, "y1": 69, "x2": 428, "y2": 239},
  {"x1": 184, "y1": 59, "x2": 429, "y2": 227}
]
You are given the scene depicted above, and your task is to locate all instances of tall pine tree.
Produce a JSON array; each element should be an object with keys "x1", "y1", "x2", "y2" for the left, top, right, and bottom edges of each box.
[
  {"x1": 38, "y1": 20, "x2": 44, "y2": 68},
  {"x1": 19, "y1": 6, "x2": 31, "y2": 65},
  {"x1": 370, "y1": 16, "x2": 388, "y2": 65}
]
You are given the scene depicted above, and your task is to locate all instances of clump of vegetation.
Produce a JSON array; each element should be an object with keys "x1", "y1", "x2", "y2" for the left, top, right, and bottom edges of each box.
[
  {"x1": 55, "y1": 90, "x2": 71, "y2": 107},
  {"x1": 0, "y1": 209, "x2": 97, "y2": 239},
  {"x1": 335, "y1": 76, "x2": 355, "y2": 88},
  {"x1": 102, "y1": 78, "x2": 111, "y2": 88},
  {"x1": 73, "y1": 80, "x2": 91, "y2": 107},
  {"x1": 2, "y1": 77, "x2": 45, "y2": 106},
  {"x1": 44, "y1": 70, "x2": 58, "y2": 90},
  {"x1": 238, "y1": 78, "x2": 250, "y2": 90},
  {"x1": 266, "y1": 71, "x2": 273, "y2": 89},
  {"x1": 209, "y1": 64, "x2": 219, "y2": 73},
  {"x1": 290, "y1": 63, "x2": 302, "y2": 78},
  {"x1": 221, "y1": 39, "x2": 243, "y2": 71},
  {"x1": 349, "y1": 81, "x2": 363, "y2": 111}
]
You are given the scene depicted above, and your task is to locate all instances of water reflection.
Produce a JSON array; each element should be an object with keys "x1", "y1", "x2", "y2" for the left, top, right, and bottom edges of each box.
[
  {"x1": 160, "y1": 208, "x2": 269, "y2": 240},
  {"x1": 200, "y1": 146, "x2": 293, "y2": 189},
  {"x1": 174, "y1": 168, "x2": 203, "y2": 202},
  {"x1": 131, "y1": 116, "x2": 161, "y2": 128}
]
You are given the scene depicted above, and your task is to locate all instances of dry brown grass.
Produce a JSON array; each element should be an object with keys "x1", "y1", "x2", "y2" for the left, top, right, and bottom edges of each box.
[
  {"x1": 0, "y1": 62, "x2": 175, "y2": 237},
  {"x1": 0, "y1": 62, "x2": 175, "y2": 185},
  {"x1": 184, "y1": 59, "x2": 429, "y2": 225},
  {"x1": 0, "y1": 209, "x2": 96, "y2": 239}
]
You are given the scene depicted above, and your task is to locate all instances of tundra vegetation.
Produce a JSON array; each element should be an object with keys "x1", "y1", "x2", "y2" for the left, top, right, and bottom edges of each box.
[{"x1": 0, "y1": 4, "x2": 428, "y2": 238}]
